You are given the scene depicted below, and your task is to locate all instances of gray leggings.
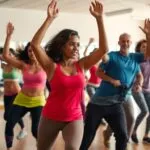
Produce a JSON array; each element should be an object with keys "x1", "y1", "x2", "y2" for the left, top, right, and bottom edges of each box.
[
  {"x1": 132, "y1": 91, "x2": 149, "y2": 134},
  {"x1": 105, "y1": 95, "x2": 135, "y2": 138},
  {"x1": 143, "y1": 92, "x2": 150, "y2": 134},
  {"x1": 37, "y1": 116, "x2": 84, "y2": 150}
]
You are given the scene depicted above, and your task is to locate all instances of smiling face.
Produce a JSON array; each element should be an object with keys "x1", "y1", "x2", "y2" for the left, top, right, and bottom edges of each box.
[
  {"x1": 118, "y1": 33, "x2": 132, "y2": 55},
  {"x1": 140, "y1": 42, "x2": 147, "y2": 53},
  {"x1": 62, "y1": 35, "x2": 80, "y2": 60}
]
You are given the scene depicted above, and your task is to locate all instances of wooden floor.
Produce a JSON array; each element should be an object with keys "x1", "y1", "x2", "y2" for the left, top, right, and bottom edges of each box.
[{"x1": 0, "y1": 109, "x2": 150, "y2": 150}]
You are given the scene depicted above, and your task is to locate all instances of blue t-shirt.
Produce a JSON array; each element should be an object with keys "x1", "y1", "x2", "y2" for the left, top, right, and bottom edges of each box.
[{"x1": 91, "y1": 51, "x2": 144, "y2": 105}]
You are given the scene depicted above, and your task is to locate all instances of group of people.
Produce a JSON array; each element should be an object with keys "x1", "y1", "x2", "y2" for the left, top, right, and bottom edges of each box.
[{"x1": 1, "y1": 0, "x2": 150, "y2": 150}]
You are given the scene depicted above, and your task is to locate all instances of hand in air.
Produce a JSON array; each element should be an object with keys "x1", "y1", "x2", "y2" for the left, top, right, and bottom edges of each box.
[
  {"x1": 139, "y1": 19, "x2": 150, "y2": 37},
  {"x1": 89, "y1": 0, "x2": 103, "y2": 19},
  {"x1": 47, "y1": 0, "x2": 59, "y2": 19},
  {"x1": 6, "y1": 22, "x2": 14, "y2": 36}
]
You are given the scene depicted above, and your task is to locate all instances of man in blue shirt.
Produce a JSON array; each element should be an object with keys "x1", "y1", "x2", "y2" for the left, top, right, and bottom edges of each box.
[{"x1": 80, "y1": 31, "x2": 149, "y2": 150}]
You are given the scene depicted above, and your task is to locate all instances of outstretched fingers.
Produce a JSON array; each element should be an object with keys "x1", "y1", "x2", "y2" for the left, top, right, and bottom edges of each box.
[
  {"x1": 7, "y1": 22, "x2": 14, "y2": 36},
  {"x1": 89, "y1": 0, "x2": 103, "y2": 18},
  {"x1": 48, "y1": 0, "x2": 56, "y2": 8},
  {"x1": 139, "y1": 18, "x2": 150, "y2": 35},
  {"x1": 47, "y1": 0, "x2": 59, "y2": 18}
]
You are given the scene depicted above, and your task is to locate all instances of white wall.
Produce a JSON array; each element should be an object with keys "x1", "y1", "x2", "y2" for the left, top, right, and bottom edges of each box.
[
  {"x1": 0, "y1": 8, "x2": 99, "y2": 43},
  {"x1": 0, "y1": 7, "x2": 145, "y2": 52}
]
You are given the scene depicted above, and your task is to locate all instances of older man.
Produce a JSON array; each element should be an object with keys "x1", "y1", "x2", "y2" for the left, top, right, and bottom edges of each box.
[{"x1": 80, "y1": 19, "x2": 150, "y2": 150}]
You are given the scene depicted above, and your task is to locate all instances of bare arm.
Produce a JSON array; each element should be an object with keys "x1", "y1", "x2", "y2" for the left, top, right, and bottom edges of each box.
[
  {"x1": 96, "y1": 67, "x2": 121, "y2": 87},
  {"x1": 135, "y1": 71, "x2": 143, "y2": 87},
  {"x1": 83, "y1": 38, "x2": 95, "y2": 57},
  {"x1": 3, "y1": 22, "x2": 24, "y2": 70},
  {"x1": 139, "y1": 19, "x2": 150, "y2": 59},
  {"x1": 31, "y1": 0, "x2": 59, "y2": 79},
  {"x1": 79, "y1": 1, "x2": 108, "y2": 70},
  {"x1": 147, "y1": 19, "x2": 150, "y2": 59}
]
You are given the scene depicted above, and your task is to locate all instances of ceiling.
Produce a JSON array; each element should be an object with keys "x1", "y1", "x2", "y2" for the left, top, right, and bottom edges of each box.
[{"x1": 0, "y1": 0, "x2": 150, "y2": 16}]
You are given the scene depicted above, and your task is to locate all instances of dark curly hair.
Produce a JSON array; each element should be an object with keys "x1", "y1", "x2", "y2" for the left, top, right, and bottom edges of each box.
[
  {"x1": 45, "y1": 29, "x2": 79, "y2": 63},
  {"x1": 17, "y1": 42, "x2": 31, "y2": 64},
  {"x1": 135, "y1": 39, "x2": 147, "y2": 53}
]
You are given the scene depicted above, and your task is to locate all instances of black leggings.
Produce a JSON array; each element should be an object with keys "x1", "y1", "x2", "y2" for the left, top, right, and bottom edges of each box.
[
  {"x1": 4, "y1": 94, "x2": 24, "y2": 128},
  {"x1": 80, "y1": 103, "x2": 128, "y2": 150},
  {"x1": 5, "y1": 104, "x2": 43, "y2": 148}
]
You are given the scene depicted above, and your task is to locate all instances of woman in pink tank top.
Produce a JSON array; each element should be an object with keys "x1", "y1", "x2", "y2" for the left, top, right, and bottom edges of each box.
[
  {"x1": 31, "y1": 0, "x2": 108, "y2": 150},
  {"x1": 3, "y1": 23, "x2": 47, "y2": 150}
]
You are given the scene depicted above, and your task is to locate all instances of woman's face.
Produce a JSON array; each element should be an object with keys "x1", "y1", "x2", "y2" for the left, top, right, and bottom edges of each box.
[
  {"x1": 140, "y1": 42, "x2": 147, "y2": 53},
  {"x1": 63, "y1": 35, "x2": 80, "y2": 60},
  {"x1": 28, "y1": 46, "x2": 36, "y2": 61}
]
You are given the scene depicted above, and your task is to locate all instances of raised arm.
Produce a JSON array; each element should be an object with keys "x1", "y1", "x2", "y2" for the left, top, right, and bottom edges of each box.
[
  {"x1": 31, "y1": 0, "x2": 59, "y2": 78},
  {"x1": 79, "y1": 1, "x2": 108, "y2": 70},
  {"x1": 139, "y1": 19, "x2": 150, "y2": 59},
  {"x1": 3, "y1": 22, "x2": 24, "y2": 70},
  {"x1": 83, "y1": 38, "x2": 95, "y2": 57}
]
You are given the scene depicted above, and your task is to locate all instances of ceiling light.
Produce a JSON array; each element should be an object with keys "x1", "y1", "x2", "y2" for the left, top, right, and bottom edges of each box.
[{"x1": 105, "y1": 8, "x2": 133, "y2": 17}]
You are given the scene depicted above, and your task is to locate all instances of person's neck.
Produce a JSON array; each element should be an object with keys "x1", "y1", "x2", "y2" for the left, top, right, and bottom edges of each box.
[
  {"x1": 61, "y1": 58, "x2": 76, "y2": 67},
  {"x1": 30, "y1": 60, "x2": 38, "y2": 66},
  {"x1": 119, "y1": 50, "x2": 128, "y2": 56},
  {"x1": 61, "y1": 60, "x2": 70, "y2": 67}
]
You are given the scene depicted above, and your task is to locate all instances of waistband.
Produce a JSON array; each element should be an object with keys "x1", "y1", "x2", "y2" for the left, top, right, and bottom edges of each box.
[{"x1": 13, "y1": 92, "x2": 46, "y2": 108}]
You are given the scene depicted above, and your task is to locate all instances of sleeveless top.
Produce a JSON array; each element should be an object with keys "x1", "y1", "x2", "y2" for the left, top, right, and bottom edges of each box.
[
  {"x1": 22, "y1": 65, "x2": 47, "y2": 89},
  {"x1": 42, "y1": 63, "x2": 85, "y2": 121},
  {"x1": 88, "y1": 65, "x2": 101, "y2": 86},
  {"x1": 3, "y1": 68, "x2": 20, "y2": 82},
  {"x1": 13, "y1": 65, "x2": 47, "y2": 107}
]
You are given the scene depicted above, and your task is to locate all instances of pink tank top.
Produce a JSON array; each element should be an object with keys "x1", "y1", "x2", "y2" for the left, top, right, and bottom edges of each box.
[
  {"x1": 22, "y1": 65, "x2": 47, "y2": 89},
  {"x1": 88, "y1": 65, "x2": 101, "y2": 85},
  {"x1": 42, "y1": 63, "x2": 85, "y2": 121}
]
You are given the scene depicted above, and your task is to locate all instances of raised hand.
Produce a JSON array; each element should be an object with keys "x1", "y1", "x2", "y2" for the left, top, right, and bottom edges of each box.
[
  {"x1": 6, "y1": 22, "x2": 14, "y2": 36},
  {"x1": 139, "y1": 19, "x2": 150, "y2": 37},
  {"x1": 89, "y1": 37, "x2": 95, "y2": 44},
  {"x1": 89, "y1": 0, "x2": 103, "y2": 19},
  {"x1": 47, "y1": 0, "x2": 59, "y2": 19}
]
